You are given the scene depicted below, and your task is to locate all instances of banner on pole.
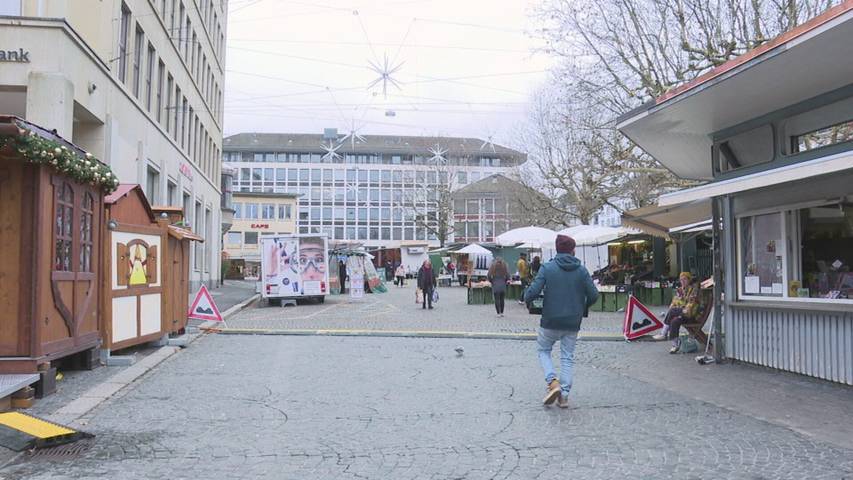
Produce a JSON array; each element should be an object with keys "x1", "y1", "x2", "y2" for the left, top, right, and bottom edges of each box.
[
  {"x1": 188, "y1": 284, "x2": 223, "y2": 322},
  {"x1": 623, "y1": 295, "x2": 663, "y2": 340}
]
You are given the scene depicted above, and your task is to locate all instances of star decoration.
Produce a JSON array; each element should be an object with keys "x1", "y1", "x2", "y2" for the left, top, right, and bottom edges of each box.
[
  {"x1": 428, "y1": 143, "x2": 448, "y2": 165},
  {"x1": 480, "y1": 134, "x2": 497, "y2": 154},
  {"x1": 320, "y1": 139, "x2": 342, "y2": 162},
  {"x1": 367, "y1": 52, "x2": 404, "y2": 99},
  {"x1": 341, "y1": 119, "x2": 367, "y2": 150}
]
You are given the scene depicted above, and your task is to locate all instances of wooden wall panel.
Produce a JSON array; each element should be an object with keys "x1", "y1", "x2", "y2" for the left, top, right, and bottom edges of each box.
[{"x1": 0, "y1": 163, "x2": 23, "y2": 356}]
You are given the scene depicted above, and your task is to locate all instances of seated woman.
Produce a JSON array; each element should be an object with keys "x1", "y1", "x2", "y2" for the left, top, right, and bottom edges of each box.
[{"x1": 658, "y1": 272, "x2": 699, "y2": 353}]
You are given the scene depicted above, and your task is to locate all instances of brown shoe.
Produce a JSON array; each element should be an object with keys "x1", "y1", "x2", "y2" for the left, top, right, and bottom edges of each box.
[
  {"x1": 558, "y1": 395, "x2": 569, "y2": 409},
  {"x1": 542, "y1": 380, "x2": 561, "y2": 405}
]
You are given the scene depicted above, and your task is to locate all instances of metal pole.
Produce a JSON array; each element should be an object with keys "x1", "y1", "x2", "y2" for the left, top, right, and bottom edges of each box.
[{"x1": 712, "y1": 197, "x2": 724, "y2": 362}]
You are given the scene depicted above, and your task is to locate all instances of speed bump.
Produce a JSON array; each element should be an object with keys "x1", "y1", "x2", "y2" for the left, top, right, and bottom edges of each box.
[{"x1": 0, "y1": 412, "x2": 93, "y2": 451}]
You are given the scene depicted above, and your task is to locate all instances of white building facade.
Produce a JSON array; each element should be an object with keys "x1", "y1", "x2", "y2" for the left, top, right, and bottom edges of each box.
[
  {"x1": 223, "y1": 131, "x2": 526, "y2": 249},
  {"x1": 0, "y1": 0, "x2": 227, "y2": 290}
]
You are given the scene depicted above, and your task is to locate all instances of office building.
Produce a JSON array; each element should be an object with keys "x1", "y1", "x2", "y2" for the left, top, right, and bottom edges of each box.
[
  {"x1": 223, "y1": 191, "x2": 300, "y2": 277},
  {"x1": 222, "y1": 130, "x2": 527, "y2": 248},
  {"x1": 0, "y1": 0, "x2": 227, "y2": 290}
]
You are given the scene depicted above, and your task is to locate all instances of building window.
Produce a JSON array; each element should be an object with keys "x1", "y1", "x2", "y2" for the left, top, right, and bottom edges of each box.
[
  {"x1": 131, "y1": 25, "x2": 144, "y2": 98},
  {"x1": 165, "y1": 75, "x2": 173, "y2": 131},
  {"x1": 167, "y1": 180, "x2": 177, "y2": 206},
  {"x1": 54, "y1": 183, "x2": 74, "y2": 272},
  {"x1": 146, "y1": 165, "x2": 160, "y2": 204},
  {"x1": 232, "y1": 203, "x2": 243, "y2": 219},
  {"x1": 78, "y1": 192, "x2": 92, "y2": 271},
  {"x1": 194, "y1": 201, "x2": 203, "y2": 270},
  {"x1": 244, "y1": 232, "x2": 258, "y2": 245},
  {"x1": 204, "y1": 208, "x2": 211, "y2": 272},
  {"x1": 145, "y1": 43, "x2": 155, "y2": 110},
  {"x1": 117, "y1": 4, "x2": 131, "y2": 83},
  {"x1": 156, "y1": 61, "x2": 165, "y2": 122},
  {"x1": 793, "y1": 118, "x2": 853, "y2": 153},
  {"x1": 261, "y1": 204, "x2": 276, "y2": 219},
  {"x1": 738, "y1": 202, "x2": 853, "y2": 302},
  {"x1": 245, "y1": 203, "x2": 259, "y2": 219},
  {"x1": 180, "y1": 97, "x2": 188, "y2": 148},
  {"x1": 278, "y1": 204, "x2": 292, "y2": 220},
  {"x1": 227, "y1": 232, "x2": 242, "y2": 244},
  {"x1": 0, "y1": 2, "x2": 21, "y2": 15}
]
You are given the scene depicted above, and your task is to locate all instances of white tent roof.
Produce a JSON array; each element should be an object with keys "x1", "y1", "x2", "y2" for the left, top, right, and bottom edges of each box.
[
  {"x1": 456, "y1": 244, "x2": 493, "y2": 255},
  {"x1": 495, "y1": 227, "x2": 558, "y2": 247},
  {"x1": 557, "y1": 225, "x2": 639, "y2": 246}
]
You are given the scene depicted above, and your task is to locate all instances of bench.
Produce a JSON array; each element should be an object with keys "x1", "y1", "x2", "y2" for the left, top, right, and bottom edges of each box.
[{"x1": 680, "y1": 288, "x2": 713, "y2": 346}]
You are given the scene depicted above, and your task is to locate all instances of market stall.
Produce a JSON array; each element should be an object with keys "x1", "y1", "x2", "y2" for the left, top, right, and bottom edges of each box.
[
  {"x1": 0, "y1": 117, "x2": 119, "y2": 374},
  {"x1": 154, "y1": 206, "x2": 203, "y2": 335}
]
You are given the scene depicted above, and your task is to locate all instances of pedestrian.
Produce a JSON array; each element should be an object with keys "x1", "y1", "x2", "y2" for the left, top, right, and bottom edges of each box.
[
  {"x1": 395, "y1": 264, "x2": 406, "y2": 287},
  {"x1": 385, "y1": 260, "x2": 394, "y2": 283},
  {"x1": 487, "y1": 257, "x2": 509, "y2": 317},
  {"x1": 516, "y1": 253, "x2": 530, "y2": 304},
  {"x1": 524, "y1": 235, "x2": 598, "y2": 409},
  {"x1": 447, "y1": 261, "x2": 456, "y2": 286},
  {"x1": 339, "y1": 260, "x2": 347, "y2": 294},
  {"x1": 531, "y1": 256, "x2": 542, "y2": 278},
  {"x1": 417, "y1": 259, "x2": 437, "y2": 309}
]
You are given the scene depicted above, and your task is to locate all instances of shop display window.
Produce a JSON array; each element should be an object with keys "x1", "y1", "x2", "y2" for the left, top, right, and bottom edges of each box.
[{"x1": 737, "y1": 201, "x2": 853, "y2": 302}]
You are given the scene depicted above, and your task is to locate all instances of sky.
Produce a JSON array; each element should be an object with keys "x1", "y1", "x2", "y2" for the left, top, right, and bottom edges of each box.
[{"x1": 223, "y1": 0, "x2": 554, "y2": 148}]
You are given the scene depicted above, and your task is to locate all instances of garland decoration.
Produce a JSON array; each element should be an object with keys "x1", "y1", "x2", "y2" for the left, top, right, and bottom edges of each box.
[{"x1": 0, "y1": 122, "x2": 119, "y2": 193}]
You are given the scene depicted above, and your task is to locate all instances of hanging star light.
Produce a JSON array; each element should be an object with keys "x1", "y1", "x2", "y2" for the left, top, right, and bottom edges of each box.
[
  {"x1": 341, "y1": 119, "x2": 367, "y2": 150},
  {"x1": 480, "y1": 134, "x2": 497, "y2": 154},
  {"x1": 367, "y1": 52, "x2": 404, "y2": 99},
  {"x1": 428, "y1": 143, "x2": 448, "y2": 165},
  {"x1": 320, "y1": 139, "x2": 342, "y2": 162}
]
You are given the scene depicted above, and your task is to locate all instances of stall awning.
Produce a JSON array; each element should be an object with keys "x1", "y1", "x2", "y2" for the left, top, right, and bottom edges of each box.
[
  {"x1": 168, "y1": 225, "x2": 204, "y2": 242},
  {"x1": 657, "y1": 150, "x2": 853, "y2": 206},
  {"x1": 621, "y1": 199, "x2": 712, "y2": 238}
]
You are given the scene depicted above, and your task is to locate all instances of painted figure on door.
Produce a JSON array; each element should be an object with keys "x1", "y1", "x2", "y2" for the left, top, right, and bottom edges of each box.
[{"x1": 128, "y1": 243, "x2": 148, "y2": 285}]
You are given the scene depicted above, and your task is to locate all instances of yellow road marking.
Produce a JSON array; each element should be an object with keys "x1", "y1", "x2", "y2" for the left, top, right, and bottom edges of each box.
[{"x1": 0, "y1": 412, "x2": 76, "y2": 439}]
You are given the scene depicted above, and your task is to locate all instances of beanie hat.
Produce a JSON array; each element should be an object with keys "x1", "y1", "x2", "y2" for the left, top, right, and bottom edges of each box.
[{"x1": 556, "y1": 235, "x2": 576, "y2": 254}]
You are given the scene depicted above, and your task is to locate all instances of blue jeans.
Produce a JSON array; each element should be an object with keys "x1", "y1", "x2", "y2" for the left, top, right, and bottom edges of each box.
[{"x1": 537, "y1": 328, "x2": 579, "y2": 396}]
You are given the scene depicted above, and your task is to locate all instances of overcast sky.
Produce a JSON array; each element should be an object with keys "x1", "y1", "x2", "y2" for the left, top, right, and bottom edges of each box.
[{"x1": 223, "y1": 0, "x2": 553, "y2": 147}]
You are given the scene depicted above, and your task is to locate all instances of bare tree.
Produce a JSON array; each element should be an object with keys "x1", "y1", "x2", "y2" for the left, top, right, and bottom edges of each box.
[{"x1": 401, "y1": 158, "x2": 457, "y2": 247}]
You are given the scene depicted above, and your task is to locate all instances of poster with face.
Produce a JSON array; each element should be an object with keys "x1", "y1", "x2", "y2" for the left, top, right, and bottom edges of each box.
[
  {"x1": 299, "y1": 236, "x2": 327, "y2": 294},
  {"x1": 263, "y1": 237, "x2": 300, "y2": 295}
]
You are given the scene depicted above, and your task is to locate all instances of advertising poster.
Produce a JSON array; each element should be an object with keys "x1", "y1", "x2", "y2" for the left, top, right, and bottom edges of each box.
[
  {"x1": 264, "y1": 237, "x2": 300, "y2": 295},
  {"x1": 350, "y1": 274, "x2": 364, "y2": 299},
  {"x1": 299, "y1": 236, "x2": 327, "y2": 295}
]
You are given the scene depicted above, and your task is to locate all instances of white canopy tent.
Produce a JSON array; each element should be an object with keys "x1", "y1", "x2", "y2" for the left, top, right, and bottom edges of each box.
[
  {"x1": 495, "y1": 227, "x2": 558, "y2": 247},
  {"x1": 456, "y1": 244, "x2": 493, "y2": 256},
  {"x1": 555, "y1": 225, "x2": 640, "y2": 273}
]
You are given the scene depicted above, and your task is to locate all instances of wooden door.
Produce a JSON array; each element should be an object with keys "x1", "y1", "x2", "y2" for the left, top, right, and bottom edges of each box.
[
  {"x1": 170, "y1": 238, "x2": 188, "y2": 333},
  {"x1": 0, "y1": 163, "x2": 26, "y2": 356}
]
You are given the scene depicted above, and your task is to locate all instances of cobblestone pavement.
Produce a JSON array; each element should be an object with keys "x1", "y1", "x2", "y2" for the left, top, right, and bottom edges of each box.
[
  {"x1": 3, "y1": 335, "x2": 851, "y2": 479},
  {"x1": 229, "y1": 283, "x2": 627, "y2": 335}
]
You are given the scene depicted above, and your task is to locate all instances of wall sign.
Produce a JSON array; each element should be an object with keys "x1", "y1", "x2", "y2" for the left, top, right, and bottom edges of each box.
[
  {"x1": 251, "y1": 223, "x2": 270, "y2": 229},
  {"x1": 179, "y1": 163, "x2": 194, "y2": 180},
  {"x1": 0, "y1": 49, "x2": 30, "y2": 63}
]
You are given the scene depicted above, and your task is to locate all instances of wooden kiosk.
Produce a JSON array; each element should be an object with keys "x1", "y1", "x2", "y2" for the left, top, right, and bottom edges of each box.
[
  {"x1": 153, "y1": 206, "x2": 203, "y2": 335},
  {"x1": 0, "y1": 116, "x2": 119, "y2": 375}
]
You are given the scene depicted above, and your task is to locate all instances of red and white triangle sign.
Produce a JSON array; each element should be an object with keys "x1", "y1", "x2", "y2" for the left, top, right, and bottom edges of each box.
[
  {"x1": 188, "y1": 284, "x2": 223, "y2": 322},
  {"x1": 623, "y1": 295, "x2": 663, "y2": 340}
]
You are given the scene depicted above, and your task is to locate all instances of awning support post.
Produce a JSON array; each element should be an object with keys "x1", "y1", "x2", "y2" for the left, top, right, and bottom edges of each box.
[{"x1": 711, "y1": 196, "x2": 725, "y2": 362}]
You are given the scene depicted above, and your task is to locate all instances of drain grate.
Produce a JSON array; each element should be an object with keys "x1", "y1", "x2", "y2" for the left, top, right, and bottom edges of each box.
[{"x1": 25, "y1": 439, "x2": 94, "y2": 460}]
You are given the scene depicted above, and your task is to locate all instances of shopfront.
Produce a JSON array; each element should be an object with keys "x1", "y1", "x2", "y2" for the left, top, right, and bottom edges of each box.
[{"x1": 618, "y1": 2, "x2": 853, "y2": 384}]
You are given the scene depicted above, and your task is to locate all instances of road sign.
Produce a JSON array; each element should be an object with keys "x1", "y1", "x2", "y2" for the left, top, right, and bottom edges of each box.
[
  {"x1": 188, "y1": 284, "x2": 223, "y2": 322},
  {"x1": 623, "y1": 295, "x2": 663, "y2": 340}
]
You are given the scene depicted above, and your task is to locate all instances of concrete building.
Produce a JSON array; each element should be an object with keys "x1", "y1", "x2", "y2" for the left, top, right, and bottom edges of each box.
[
  {"x1": 451, "y1": 174, "x2": 550, "y2": 243},
  {"x1": 0, "y1": 0, "x2": 227, "y2": 290},
  {"x1": 222, "y1": 130, "x2": 527, "y2": 248},
  {"x1": 223, "y1": 192, "x2": 300, "y2": 277}
]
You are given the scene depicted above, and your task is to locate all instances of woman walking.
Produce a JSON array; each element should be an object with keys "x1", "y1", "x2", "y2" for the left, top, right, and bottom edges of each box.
[
  {"x1": 488, "y1": 257, "x2": 509, "y2": 317},
  {"x1": 395, "y1": 264, "x2": 406, "y2": 287},
  {"x1": 417, "y1": 260, "x2": 437, "y2": 309}
]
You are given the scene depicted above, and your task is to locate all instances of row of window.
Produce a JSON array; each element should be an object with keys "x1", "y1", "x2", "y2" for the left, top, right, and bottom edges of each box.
[
  {"x1": 233, "y1": 203, "x2": 293, "y2": 221},
  {"x1": 223, "y1": 151, "x2": 509, "y2": 168},
  {"x1": 231, "y1": 167, "x2": 496, "y2": 187},
  {"x1": 118, "y1": 1, "x2": 221, "y2": 183},
  {"x1": 225, "y1": 226, "x2": 437, "y2": 246}
]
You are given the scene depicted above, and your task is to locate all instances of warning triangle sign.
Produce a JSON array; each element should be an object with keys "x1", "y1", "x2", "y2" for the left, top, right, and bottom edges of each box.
[
  {"x1": 623, "y1": 295, "x2": 663, "y2": 340},
  {"x1": 188, "y1": 285, "x2": 223, "y2": 322}
]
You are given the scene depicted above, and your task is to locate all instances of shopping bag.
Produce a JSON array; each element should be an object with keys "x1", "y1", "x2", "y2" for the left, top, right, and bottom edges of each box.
[
  {"x1": 432, "y1": 289, "x2": 439, "y2": 303},
  {"x1": 416, "y1": 288, "x2": 424, "y2": 304}
]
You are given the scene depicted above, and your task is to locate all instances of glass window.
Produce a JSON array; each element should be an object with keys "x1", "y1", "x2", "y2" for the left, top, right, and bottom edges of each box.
[
  {"x1": 391, "y1": 155, "x2": 401, "y2": 165},
  {"x1": 245, "y1": 203, "x2": 259, "y2": 219},
  {"x1": 358, "y1": 188, "x2": 368, "y2": 202},
  {"x1": 369, "y1": 170, "x2": 380, "y2": 182},
  {"x1": 404, "y1": 228, "x2": 414, "y2": 240},
  {"x1": 346, "y1": 169, "x2": 357, "y2": 182},
  {"x1": 495, "y1": 199, "x2": 507, "y2": 214},
  {"x1": 392, "y1": 170, "x2": 402, "y2": 182},
  {"x1": 358, "y1": 170, "x2": 368, "y2": 182},
  {"x1": 322, "y1": 207, "x2": 332, "y2": 220},
  {"x1": 334, "y1": 226, "x2": 344, "y2": 239},
  {"x1": 416, "y1": 171, "x2": 425, "y2": 184},
  {"x1": 233, "y1": 203, "x2": 243, "y2": 219},
  {"x1": 393, "y1": 227, "x2": 402, "y2": 240},
  {"x1": 276, "y1": 168, "x2": 286, "y2": 182},
  {"x1": 241, "y1": 168, "x2": 251, "y2": 182},
  {"x1": 226, "y1": 232, "x2": 241, "y2": 244},
  {"x1": 311, "y1": 169, "x2": 321, "y2": 182},
  {"x1": 264, "y1": 168, "x2": 274, "y2": 182},
  {"x1": 335, "y1": 188, "x2": 345, "y2": 202},
  {"x1": 370, "y1": 227, "x2": 379, "y2": 240},
  {"x1": 381, "y1": 227, "x2": 391, "y2": 240},
  {"x1": 370, "y1": 208, "x2": 379, "y2": 221},
  {"x1": 311, "y1": 207, "x2": 321, "y2": 220},
  {"x1": 739, "y1": 213, "x2": 784, "y2": 297},
  {"x1": 483, "y1": 199, "x2": 494, "y2": 214},
  {"x1": 792, "y1": 203, "x2": 853, "y2": 299},
  {"x1": 381, "y1": 170, "x2": 391, "y2": 182},
  {"x1": 323, "y1": 169, "x2": 333, "y2": 182},
  {"x1": 299, "y1": 169, "x2": 310, "y2": 181},
  {"x1": 334, "y1": 169, "x2": 346, "y2": 182},
  {"x1": 794, "y1": 119, "x2": 853, "y2": 153},
  {"x1": 253, "y1": 153, "x2": 264, "y2": 162},
  {"x1": 311, "y1": 188, "x2": 321, "y2": 201},
  {"x1": 483, "y1": 222, "x2": 494, "y2": 240},
  {"x1": 358, "y1": 227, "x2": 368, "y2": 240},
  {"x1": 717, "y1": 125, "x2": 774, "y2": 172},
  {"x1": 244, "y1": 232, "x2": 258, "y2": 245},
  {"x1": 458, "y1": 171, "x2": 468, "y2": 184},
  {"x1": 427, "y1": 171, "x2": 437, "y2": 184},
  {"x1": 381, "y1": 190, "x2": 391, "y2": 203},
  {"x1": 358, "y1": 208, "x2": 367, "y2": 221},
  {"x1": 252, "y1": 169, "x2": 262, "y2": 182},
  {"x1": 299, "y1": 207, "x2": 309, "y2": 221},
  {"x1": 467, "y1": 199, "x2": 479, "y2": 215},
  {"x1": 261, "y1": 204, "x2": 276, "y2": 219},
  {"x1": 265, "y1": 153, "x2": 275, "y2": 162},
  {"x1": 381, "y1": 208, "x2": 391, "y2": 221},
  {"x1": 454, "y1": 199, "x2": 466, "y2": 214},
  {"x1": 370, "y1": 189, "x2": 379, "y2": 202},
  {"x1": 346, "y1": 208, "x2": 356, "y2": 221},
  {"x1": 333, "y1": 207, "x2": 345, "y2": 220}
]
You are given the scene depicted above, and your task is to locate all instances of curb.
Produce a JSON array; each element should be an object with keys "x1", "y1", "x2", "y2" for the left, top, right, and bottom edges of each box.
[
  {"x1": 199, "y1": 327, "x2": 625, "y2": 342},
  {"x1": 197, "y1": 294, "x2": 259, "y2": 332},
  {"x1": 48, "y1": 346, "x2": 180, "y2": 427}
]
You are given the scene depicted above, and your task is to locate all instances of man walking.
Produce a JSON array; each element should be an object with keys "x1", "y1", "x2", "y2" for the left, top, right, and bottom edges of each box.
[{"x1": 524, "y1": 235, "x2": 598, "y2": 408}]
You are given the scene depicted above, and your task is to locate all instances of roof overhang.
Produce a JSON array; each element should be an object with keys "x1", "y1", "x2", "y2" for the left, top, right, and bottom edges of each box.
[
  {"x1": 658, "y1": 149, "x2": 853, "y2": 206},
  {"x1": 617, "y1": 2, "x2": 853, "y2": 180},
  {"x1": 168, "y1": 225, "x2": 204, "y2": 242},
  {"x1": 621, "y1": 199, "x2": 712, "y2": 238}
]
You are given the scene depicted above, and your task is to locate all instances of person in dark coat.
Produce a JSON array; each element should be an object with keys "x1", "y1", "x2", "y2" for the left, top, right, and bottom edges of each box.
[
  {"x1": 487, "y1": 257, "x2": 509, "y2": 317},
  {"x1": 339, "y1": 260, "x2": 347, "y2": 294},
  {"x1": 417, "y1": 259, "x2": 437, "y2": 309},
  {"x1": 524, "y1": 235, "x2": 598, "y2": 409}
]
